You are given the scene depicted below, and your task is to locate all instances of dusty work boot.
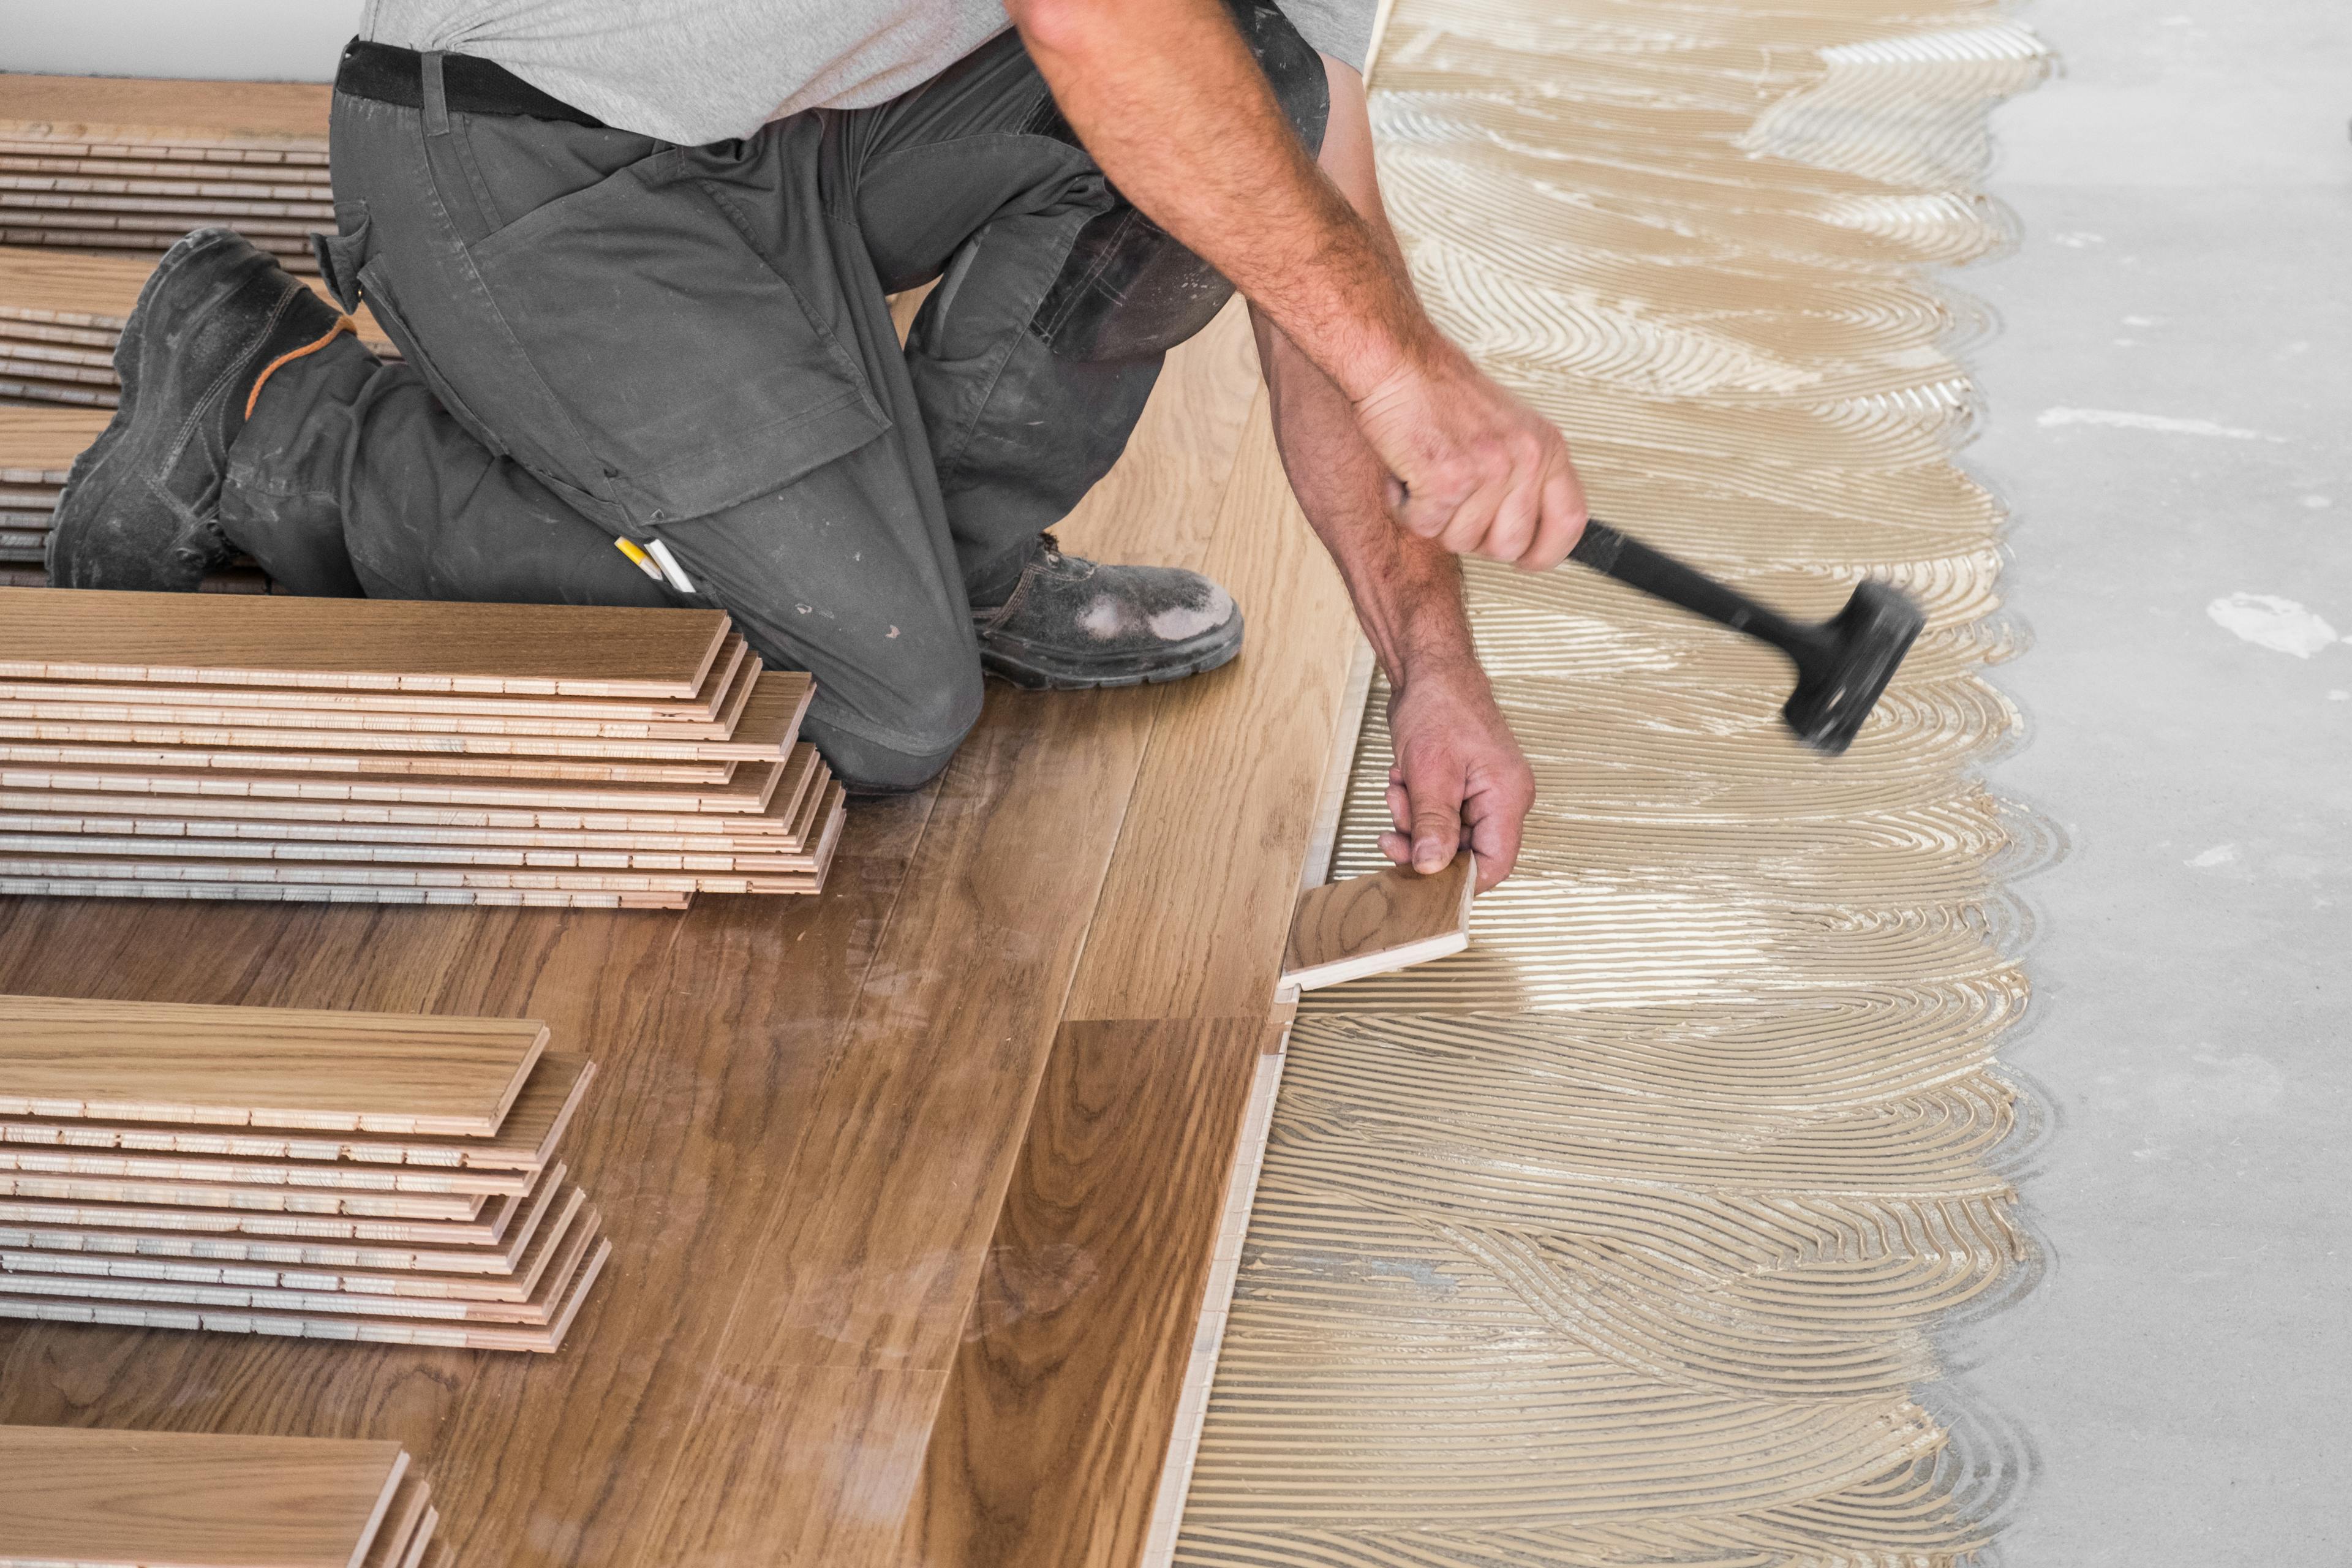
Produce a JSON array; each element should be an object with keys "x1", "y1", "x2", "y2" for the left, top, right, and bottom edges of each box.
[
  {"x1": 48, "y1": 228, "x2": 350, "y2": 590},
  {"x1": 970, "y1": 534, "x2": 1243, "y2": 690}
]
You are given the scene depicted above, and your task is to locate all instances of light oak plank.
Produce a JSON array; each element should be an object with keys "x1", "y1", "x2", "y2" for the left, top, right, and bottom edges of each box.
[
  {"x1": 0, "y1": 1207, "x2": 600, "y2": 1327},
  {"x1": 1060, "y1": 396, "x2": 1360, "y2": 1021},
  {"x1": 0, "y1": 1235, "x2": 608, "y2": 1352},
  {"x1": 0, "y1": 635, "x2": 758, "y2": 729},
  {"x1": 0, "y1": 750, "x2": 789, "y2": 813},
  {"x1": 0, "y1": 876, "x2": 692, "y2": 910},
  {"x1": 0, "y1": 994, "x2": 545, "y2": 1134},
  {"x1": 0, "y1": 641, "x2": 761, "y2": 738},
  {"x1": 0, "y1": 589, "x2": 728, "y2": 698},
  {"x1": 0, "y1": 1054, "x2": 592, "y2": 1171},
  {"x1": 0, "y1": 1142, "x2": 533, "y2": 1197},
  {"x1": 0, "y1": 1175, "x2": 581, "y2": 1276},
  {"x1": 0, "y1": 671, "x2": 809, "y2": 761},
  {"x1": 2, "y1": 1186, "x2": 590, "y2": 1302},
  {"x1": 0, "y1": 742, "x2": 824, "y2": 835},
  {"x1": 0, "y1": 736, "x2": 740, "y2": 785},
  {"x1": 0, "y1": 1170, "x2": 486, "y2": 1221},
  {"x1": 0, "y1": 1424, "x2": 404, "y2": 1568}
]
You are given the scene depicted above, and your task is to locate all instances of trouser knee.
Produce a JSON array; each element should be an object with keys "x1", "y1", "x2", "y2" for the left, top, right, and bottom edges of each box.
[
  {"x1": 801, "y1": 698, "x2": 979, "y2": 794},
  {"x1": 1031, "y1": 0, "x2": 1330, "y2": 363}
]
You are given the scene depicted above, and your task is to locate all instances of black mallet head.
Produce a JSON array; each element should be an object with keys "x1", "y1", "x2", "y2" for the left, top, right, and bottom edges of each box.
[{"x1": 1781, "y1": 579, "x2": 1926, "y2": 755}]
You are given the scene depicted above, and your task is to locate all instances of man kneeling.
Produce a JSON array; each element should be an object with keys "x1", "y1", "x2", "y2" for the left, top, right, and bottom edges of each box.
[{"x1": 48, "y1": 0, "x2": 1585, "y2": 887}]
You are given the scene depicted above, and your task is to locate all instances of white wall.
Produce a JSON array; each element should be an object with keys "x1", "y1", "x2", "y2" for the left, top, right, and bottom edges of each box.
[{"x1": 3, "y1": 1, "x2": 363, "y2": 83}]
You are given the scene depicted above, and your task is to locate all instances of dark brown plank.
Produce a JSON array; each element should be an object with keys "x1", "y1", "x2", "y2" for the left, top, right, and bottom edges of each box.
[{"x1": 902, "y1": 1018, "x2": 1264, "y2": 1568}]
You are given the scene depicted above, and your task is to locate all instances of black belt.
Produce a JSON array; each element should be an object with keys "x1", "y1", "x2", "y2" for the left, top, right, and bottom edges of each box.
[{"x1": 335, "y1": 39, "x2": 608, "y2": 129}]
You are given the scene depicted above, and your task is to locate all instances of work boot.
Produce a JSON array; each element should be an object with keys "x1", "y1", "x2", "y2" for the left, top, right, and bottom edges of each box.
[
  {"x1": 48, "y1": 228, "x2": 350, "y2": 590},
  {"x1": 971, "y1": 534, "x2": 1243, "y2": 690}
]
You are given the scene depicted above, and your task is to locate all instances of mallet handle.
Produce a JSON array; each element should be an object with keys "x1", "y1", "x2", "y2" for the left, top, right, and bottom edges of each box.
[{"x1": 1568, "y1": 519, "x2": 1820, "y2": 663}]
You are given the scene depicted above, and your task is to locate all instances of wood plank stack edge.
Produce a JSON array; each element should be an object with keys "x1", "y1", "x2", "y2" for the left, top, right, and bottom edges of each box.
[
  {"x1": 0, "y1": 588, "x2": 847, "y2": 908},
  {"x1": 0, "y1": 993, "x2": 607, "y2": 1354},
  {"x1": 1, "y1": 75, "x2": 336, "y2": 279},
  {"x1": 0, "y1": 1424, "x2": 457, "y2": 1567}
]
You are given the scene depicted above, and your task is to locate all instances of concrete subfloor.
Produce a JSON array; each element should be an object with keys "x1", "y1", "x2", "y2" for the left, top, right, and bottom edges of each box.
[{"x1": 1961, "y1": 0, "x2": 2350, "y2": 1559}]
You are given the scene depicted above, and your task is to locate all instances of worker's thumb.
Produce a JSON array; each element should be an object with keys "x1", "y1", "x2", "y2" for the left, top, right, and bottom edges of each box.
[{"x1": 1408, "y1": 782, "x2": 1466, "y2": 876}]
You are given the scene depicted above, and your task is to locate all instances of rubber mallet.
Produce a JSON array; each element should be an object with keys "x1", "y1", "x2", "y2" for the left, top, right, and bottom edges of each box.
[{"x1": 1568, "y1": 519, "x2": 1924, "y2": 755}]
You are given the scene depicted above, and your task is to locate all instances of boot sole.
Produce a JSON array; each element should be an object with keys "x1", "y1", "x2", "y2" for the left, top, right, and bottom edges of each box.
[{"x1": 976, "y1": 616, "x2": 1246, "y2": 692}]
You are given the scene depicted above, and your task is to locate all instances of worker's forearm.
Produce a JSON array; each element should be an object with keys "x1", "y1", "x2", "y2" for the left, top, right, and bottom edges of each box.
[
  {"x1": 1251, "y1": 55, "x2": 1480, "y2": 692},
  {"x1": 1257, "y1": 309, "x2": 1479, "y2": 689},
  {"x1": 1009, "y1": 0, "x2": 1433, "y2": 402}
]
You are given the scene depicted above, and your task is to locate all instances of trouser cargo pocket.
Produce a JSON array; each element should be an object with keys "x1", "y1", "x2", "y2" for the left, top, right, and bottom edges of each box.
[{"x1": 466, "y1": 142, "x2": 891, "y2": 528}]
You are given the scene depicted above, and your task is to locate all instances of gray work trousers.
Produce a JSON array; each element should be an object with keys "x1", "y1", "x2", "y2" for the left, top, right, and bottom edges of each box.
[{"x1": 219, "y1": 17, "x2": 1326, "y2": 789}]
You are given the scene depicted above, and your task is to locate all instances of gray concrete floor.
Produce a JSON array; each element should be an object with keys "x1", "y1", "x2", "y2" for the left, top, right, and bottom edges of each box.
[{"x1": 1961, "y1": 1, "x2": 2350, "y2": 1559}]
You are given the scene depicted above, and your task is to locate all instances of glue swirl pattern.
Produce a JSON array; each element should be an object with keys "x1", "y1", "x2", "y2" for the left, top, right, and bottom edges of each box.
[{"x1": 1175, "y1": 3, "x2": 2053, "y2": 1562}]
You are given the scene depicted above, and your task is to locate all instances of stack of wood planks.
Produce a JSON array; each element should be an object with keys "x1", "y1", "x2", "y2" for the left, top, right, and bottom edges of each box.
[
  {"x1": 0, "y1": 589, "x2": 846, "y2": 908},
  {"x1": 0, "y1": 245, "x2": 399, "y2": 411},
  {"x1": 0, "y1": 75, "x2": 333, "y2": 277},
  {"x1": 0, "y1": 1424, "x2": 454, "y2": 1567},
  {"x1": 0, "y1": 995, "x2": 604, "y2": 1354}
]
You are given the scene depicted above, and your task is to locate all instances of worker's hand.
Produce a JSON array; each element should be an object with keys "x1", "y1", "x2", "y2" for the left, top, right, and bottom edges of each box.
[
  {"x1": 1352, "y1": 339, "x2": 1588, "y2": 572},
  {"x1": 1378, "y1": 663, "x2": 1532, "y2": 892}
]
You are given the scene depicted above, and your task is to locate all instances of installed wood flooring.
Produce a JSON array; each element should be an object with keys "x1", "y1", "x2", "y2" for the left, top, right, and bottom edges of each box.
[{"x1": 0, "y1": 298, "x2": 1365, "y2": 1567}]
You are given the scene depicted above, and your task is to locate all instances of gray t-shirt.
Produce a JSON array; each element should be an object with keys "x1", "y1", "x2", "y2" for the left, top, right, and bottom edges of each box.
[{"x1": 358, "y1": 0, "x2": 1376, "y2": 147}]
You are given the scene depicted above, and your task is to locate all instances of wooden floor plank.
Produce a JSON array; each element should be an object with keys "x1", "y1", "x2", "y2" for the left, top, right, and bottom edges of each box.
[
  {"x1": 0, "y1": 1207, "x2": 600, "y2": 1327},
  {"x1": 1281, "y1": 854, "x2": 1477, "y2": 992},
  {"x1": 0, "y1": 994, "x2": 546, "y2": 1134},
  {"x1": 902, "y1": 1019, "x2": 1264, "y2": 1568},
  {"x1": 0, "y1": 589, "x2": 729, "y2": 699},
  {"x1": 0, "y1": 1053, "x2": 592, "y2": 1171},
  {"x1": 2, "y1": 1187, "x2": 589, "y2": 1302},
  {"x1": 0, "y1": 639, "x2": 760, "y2": 737},
  {"x1": 1060, "y1": 398, "x2": 1360, "y2": 1022},
  {"x1": 0, "y1": 742, "x2": 823, "y2": 834},
  {"x1": 0, "y1": 751, "x2": 789, "y2": 813},
  {"x1": 0, "y1": 1423, "x2": 404, "y2": 1568},
  {"x1": 0, "y1": 1178, "x2": 581, "y2": 1277},
  {"x1": 0, "y1": 671, "x2": 808, "y2": 761},
  {"x1": 0, "y1": 1235, "x2": 608, "y2": 1352},
  {"x1": 0, "y1": 281, "x2": 1343, "y2": 1567},
  {"x1": 0, "y1": 636, "x2": 759, "y2": 729}
]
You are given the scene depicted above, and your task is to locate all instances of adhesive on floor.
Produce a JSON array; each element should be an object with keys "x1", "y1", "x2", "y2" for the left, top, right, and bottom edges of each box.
[{"x1": 1174, "y1": 2, "x2": 2050, "y2": 1562}]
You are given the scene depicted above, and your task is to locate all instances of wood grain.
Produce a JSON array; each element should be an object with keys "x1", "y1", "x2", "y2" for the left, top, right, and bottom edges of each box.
[
  {"x1": 0, "y1": 994, "x2": 546, "y2": 1134},
  {"x1": 1280, "y1": 853, "x2": 1477, "y2": 992},
  {"x1": 0, "y1": 1424, "x2": 404, "y2": 1568},
  {"x1": 903, "y1": 1019, "x2": 1263, "y2": 1568},
  {"x1": 0, "y1": 589, "x2": 728, "y2": 698},
  {"x1": 0, "y1": 258, "x2": 1357, "y2": 1568},
  {"x1": 1060, "y1": 397, "x2": 1360, "y2": 1021}
]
